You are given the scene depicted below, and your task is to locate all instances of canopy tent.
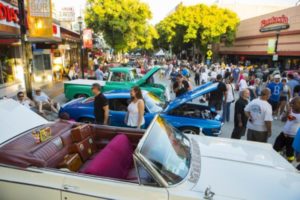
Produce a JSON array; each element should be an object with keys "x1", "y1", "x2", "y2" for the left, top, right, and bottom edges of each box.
[{"x1": 155, "y1": 49, "x2": 165, "y2": 57}]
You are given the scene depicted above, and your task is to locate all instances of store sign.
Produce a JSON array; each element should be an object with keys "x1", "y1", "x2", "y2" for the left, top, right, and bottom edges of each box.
[
  {"x1": 59, "y1": 7, "x2": 75, "y2": 22},
  {"x1": 0, "y1": 0, "x2": 19, "y2": 28},
  {"x1": 260, "y1": 15, "x2": 289, "y2": 32},
  {"x1": 52, "y1": 24, "x2": 61, "y2": 38},
  {"x1": 28, "y1": 0, "x2": 53, "y2": 37},
  {"x1": 267, "y1": 39, "x2": 276, "y2": 54},
  {"x1": 83, "y1": 29, "x2": 93, "y2": 49}
]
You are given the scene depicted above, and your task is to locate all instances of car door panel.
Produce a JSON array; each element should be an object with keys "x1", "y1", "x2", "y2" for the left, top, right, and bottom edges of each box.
[
  {"x1": 0, "y1": 166, "x2": 64, "y2": 200},
  {"x1": 62, "y1": 175, "x2": 168, "y2": 200}
]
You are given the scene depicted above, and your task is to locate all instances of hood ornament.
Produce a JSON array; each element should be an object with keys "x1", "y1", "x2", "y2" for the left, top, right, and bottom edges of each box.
[{"x1": 204, "y1": 186, "x2": 215, "y2": 200}]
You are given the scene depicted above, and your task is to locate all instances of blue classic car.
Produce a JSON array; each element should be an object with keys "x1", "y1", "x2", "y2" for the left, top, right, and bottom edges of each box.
[{"x1": 60, "y1": 82, "x2": 222, "y2": 136}]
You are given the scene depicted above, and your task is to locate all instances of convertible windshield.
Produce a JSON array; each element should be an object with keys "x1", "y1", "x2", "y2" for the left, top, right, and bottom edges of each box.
[{"x1": 140, "y1": 117, "x2": 191, "y2": 185}]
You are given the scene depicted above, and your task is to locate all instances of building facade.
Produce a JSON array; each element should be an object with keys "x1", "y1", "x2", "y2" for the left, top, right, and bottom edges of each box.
[
  {"x1": 219, "y1": 6, "x2": 300, "y2": 70},
  {"x1": 0, "y1": 0, "x2": 24, "y2": 98}
]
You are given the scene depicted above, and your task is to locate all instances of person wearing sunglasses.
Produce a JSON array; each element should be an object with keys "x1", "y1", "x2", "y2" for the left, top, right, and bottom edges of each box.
[
  {"x1": 33, "y1": 89, "x2": 60, "y2": 114},
  {"x1": 16, "y1": 91, "x2": 34, "y2": 109}
]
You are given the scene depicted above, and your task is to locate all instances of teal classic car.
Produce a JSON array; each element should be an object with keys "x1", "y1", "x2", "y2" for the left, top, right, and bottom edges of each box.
[{"x1": 64, "y1": 66, "x2": 170, "y2": 101}]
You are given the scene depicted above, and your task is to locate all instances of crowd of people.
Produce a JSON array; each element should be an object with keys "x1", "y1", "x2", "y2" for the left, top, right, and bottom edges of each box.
[
  {"x1": 13, "y1": 57, "x2": 300, "y2": 169},
  {"x1": 180, "y1": 62, "x2": 300, "y2": 168}
]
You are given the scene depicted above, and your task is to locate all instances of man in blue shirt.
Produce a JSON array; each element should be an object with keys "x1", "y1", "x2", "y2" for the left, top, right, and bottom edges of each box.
[
  {"x1": 267, "y1": 74, "x2": 283, "y2": 118},
  {"x1": 232, "y1": 66, "x2": 240, "y2": 83},
  {"x1": 287, "y1": 73, "x2": 299, "y2": 97}
]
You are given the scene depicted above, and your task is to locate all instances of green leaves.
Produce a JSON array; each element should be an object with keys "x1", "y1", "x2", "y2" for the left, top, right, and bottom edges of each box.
[
  {"x1": 85, "y1": 0, "x2": 157, "y2": 53},
  {"x1": 156, "y1": 3, "x2": 240, "y2": 54}
]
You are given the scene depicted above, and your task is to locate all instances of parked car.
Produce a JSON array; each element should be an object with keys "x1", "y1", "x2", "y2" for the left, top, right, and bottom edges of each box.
[
  {"x1": 64, "y1": 66, "x2": 170, "y2": 101},
  {"x1": 60, "y1": 82, "x2": 222, "y2": 136},
  {"x1": 1, "y1": 99, "x2": 300, "y2": 200}
]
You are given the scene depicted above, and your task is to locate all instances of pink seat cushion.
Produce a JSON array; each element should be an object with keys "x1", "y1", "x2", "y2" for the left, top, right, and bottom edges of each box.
[{"x1": 82, "y1": 134, "x2": 133, "y2": 179}]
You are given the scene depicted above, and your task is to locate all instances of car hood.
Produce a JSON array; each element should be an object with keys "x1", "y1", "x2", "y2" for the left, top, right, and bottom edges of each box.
[
  {"x1": 0, "y1": 99, "x2": 48, "y2": 144},
  {"x1": 187, "y1": 136, "x2": 300, "y2": 200},
  {"x1": 164, "y1": 82, "x2": 217, "y2": 113},
  {"x1": 136, "y1": 66, "x2": 161, "y2": 85}
]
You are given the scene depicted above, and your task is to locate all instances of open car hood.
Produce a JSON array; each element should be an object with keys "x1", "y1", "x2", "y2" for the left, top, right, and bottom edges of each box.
[
  {"x1": 164, "y1": 82, "x2": 217, "y2": 113},
  {"x1": 0, "y1": 99, "x2": 48, "y2": 144},
  {"x1": 136, "y1": 66, "x2": 161, "y2": 85}
]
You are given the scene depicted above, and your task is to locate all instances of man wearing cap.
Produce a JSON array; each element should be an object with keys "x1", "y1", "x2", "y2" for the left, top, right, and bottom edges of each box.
[
  {"x1": 92, "y1": 83, "x2": 109, "y2": 125},
  {"x1": 267, "y1": 74, "x2": 283, "y2": 118}
]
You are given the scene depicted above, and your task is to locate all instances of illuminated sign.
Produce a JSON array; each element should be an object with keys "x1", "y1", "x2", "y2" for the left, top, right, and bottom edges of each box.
[
  {"x1": 0, "y1": 0, "x2": 19, "y2": 28},
  {"x1": 83, "y1": 29, "x2": 93, "y2": 49},
  {"x1": 28, "y1": 0, "x2": 53, "y2": 37},
  {"x1": 260, "y1": 15, "x2": 289, "y2": 32}
]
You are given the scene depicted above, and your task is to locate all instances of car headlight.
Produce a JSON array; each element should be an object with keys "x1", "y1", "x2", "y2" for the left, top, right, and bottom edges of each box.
[{"x1": 211, "y1": 128, "x2": 221, "y2": 136}]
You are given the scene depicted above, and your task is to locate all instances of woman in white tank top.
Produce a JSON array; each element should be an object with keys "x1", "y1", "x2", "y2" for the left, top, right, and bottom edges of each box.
[{"x1": 125, "y1": 86, "x2": 145, "y2": 128}]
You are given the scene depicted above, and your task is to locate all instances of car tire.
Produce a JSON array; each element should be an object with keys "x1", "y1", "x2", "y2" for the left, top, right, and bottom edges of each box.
[
  {"x1": 179, "y1": 127, "x2": 200, "y2": 135},
  {"x1": 74, "y1": 94, "x2": 88, "y2": 98},
  {"x1": 79, "y1": 117, "x2": 94, "y2": 124}
]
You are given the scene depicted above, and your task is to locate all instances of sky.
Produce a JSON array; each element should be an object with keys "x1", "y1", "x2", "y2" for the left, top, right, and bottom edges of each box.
[{"x1": 54, "y1": 0, "x2": 299, "y2": 24}]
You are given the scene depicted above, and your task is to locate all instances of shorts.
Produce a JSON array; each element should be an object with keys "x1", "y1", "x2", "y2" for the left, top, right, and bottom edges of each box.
[
  {"x1": 279, "y1": 96, "x2": 288, "y2": 102},
  {"x1": 268, "y1": 100, "x2": 279, "y2": 111},
  {"x1": 209, "y1": 100, "x2": 222, "y2": 111},
  {"x1": 247, "y1": 129, "x2": 268, "y2": 143}
]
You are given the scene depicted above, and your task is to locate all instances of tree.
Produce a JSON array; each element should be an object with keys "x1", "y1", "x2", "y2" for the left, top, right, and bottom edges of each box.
[
  {"x1": 85, "y1": 0, "x2": 158, "y2": 53},
  {"x1": 156, "y1": 4, "x2": 240, "y2": 60}
]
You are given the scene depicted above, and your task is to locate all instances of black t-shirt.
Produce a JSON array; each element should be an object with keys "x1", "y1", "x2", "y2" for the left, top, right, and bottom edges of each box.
[
  {"x1": 94, "y1": 93, "x2": 108, "y2": 123},
  {"x1": 173, "y1": 80, "x2": 190, "y2": 97},
  {"x1": 234, "y1": 98, "x2": 248, "y2": 127},
  {"x1": 210, "y1": 81, "x2": 227, "y2": 101}
]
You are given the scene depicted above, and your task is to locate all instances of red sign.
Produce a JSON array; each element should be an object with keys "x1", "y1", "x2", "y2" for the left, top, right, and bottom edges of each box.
[
  {"x1": 83, "y1": 29, "x2": 93, "y2": 49},
  {"x1": 0, "y1": 0, "x2": 19, "y2": 24},
  {"x1": 260, "y1": 15, "x2": 288, "y2": 28}
]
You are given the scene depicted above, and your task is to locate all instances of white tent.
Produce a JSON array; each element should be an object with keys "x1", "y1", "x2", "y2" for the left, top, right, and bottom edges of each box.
[{"x1": 155, "y1": 49, "x2": 165, "y2": 56}]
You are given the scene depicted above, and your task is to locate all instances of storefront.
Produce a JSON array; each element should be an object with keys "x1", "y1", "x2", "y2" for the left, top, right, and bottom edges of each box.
[
  {"x1": 59, "y1": 27, "x2": 80, "y2": 72},
  {"x1": 29, "y1": 23, "x2": 63, "y2": 87},
  {"x1": 0, "y1": 0, "x2": 24, "y2": 98},
  {"x1": 219, "y1": 6, "x2": 300, "y2": 70}
]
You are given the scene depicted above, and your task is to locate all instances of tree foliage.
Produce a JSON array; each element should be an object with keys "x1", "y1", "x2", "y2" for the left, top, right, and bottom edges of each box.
[
  {"x1": 85, "y1": 0, "x2": 158, "y2": 53},
  {"x1": 156, "y1": 4, "x2": 239, "y2": 56}
]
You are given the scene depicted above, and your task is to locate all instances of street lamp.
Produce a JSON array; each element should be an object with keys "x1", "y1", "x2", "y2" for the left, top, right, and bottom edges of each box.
[{"x1": 78, "y1": 16, "x2": 84, "y2": 79}]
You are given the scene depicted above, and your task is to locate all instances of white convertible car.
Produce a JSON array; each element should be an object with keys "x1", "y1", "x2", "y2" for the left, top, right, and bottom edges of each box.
[{"x1": 0, "y1": 98, "x2": 300, "y2": 200}]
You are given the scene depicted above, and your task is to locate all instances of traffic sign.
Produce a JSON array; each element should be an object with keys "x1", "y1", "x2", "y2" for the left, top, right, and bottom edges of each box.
[{"x1": 206, "y1": 50, "x2": 213, "y2": 57}]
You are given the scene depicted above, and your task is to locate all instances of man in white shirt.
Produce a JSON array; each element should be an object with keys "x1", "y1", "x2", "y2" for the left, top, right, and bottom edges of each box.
[
  {"x1": 239, "y1": 75, "x2": 248, "y2": 93},
  {"x1": 244, "y1": 88, "x2": 273, "y2": 143},
  {"x1": 95, "y1": 66, "x2": 104, "y2": 80},
  {"x1": 274, "y1": 96, "x2": 300, "y2": 162},
  {"x1": 33, "y1": 89, "x2": 60, "y2": 114}
]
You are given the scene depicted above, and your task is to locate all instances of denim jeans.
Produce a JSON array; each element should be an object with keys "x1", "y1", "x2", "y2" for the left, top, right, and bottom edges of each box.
[{"x1": 222, "y1": 102, "x2": 232, "y2": 122}]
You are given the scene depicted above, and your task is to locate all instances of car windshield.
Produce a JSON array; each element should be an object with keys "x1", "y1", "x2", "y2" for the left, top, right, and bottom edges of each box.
[
  {"x1": 144, "y1": 92, "x2": 164, "y2": 112},
  {"x1": 140, "y1": 117, "x2": 191, "y2": 185},
  {"x1": 130, "y1": 69, "x2": 140, "y2": 80}
]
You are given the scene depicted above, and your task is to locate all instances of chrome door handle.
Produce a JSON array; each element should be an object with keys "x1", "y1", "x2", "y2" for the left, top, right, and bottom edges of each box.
[{"x1": 63, "y1": 184, "x2": 79, "y2": 191}]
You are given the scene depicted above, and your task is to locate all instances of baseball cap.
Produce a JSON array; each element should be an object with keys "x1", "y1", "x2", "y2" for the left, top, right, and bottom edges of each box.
[{"x1": 274, "y1": 74, "x2": 281, "y2": 79}]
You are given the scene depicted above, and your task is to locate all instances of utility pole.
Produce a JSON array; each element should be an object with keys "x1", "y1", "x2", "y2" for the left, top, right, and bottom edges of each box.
[
  {"x1": 18, "y1": 0, "x2": 32, "y2": 98},
  {"x1": 78, "y1": 16, "x2": 84, "y2": 79}
]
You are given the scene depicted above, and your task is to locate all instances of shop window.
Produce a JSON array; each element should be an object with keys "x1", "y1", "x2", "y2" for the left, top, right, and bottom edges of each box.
[
  {"x1": 0, "y1": 59, "x2": 15, "y2": 85},
  {"x1": 33, "y1": 54, "x2": 51, "y2": 71}
]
